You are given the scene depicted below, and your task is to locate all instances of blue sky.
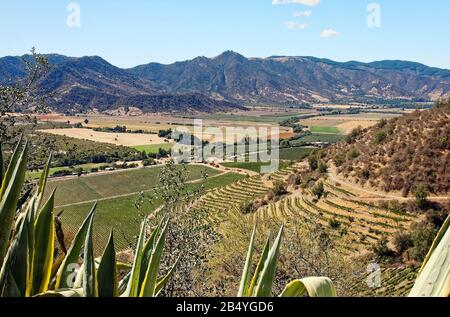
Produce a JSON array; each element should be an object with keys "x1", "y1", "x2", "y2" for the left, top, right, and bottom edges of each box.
[{"x1": 0, "y1": 0, "x2": 449, "y2": 69}]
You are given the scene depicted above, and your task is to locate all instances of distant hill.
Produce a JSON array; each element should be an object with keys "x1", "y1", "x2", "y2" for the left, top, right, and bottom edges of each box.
[
  {"x1": 0, "y1": 55, "x2": 244, "y2": 114},
  {"x1": 1, "y1": 51, "x2": 450, "y2": 113},
  {"x1": 325, "y1": 102, "x2": 450, "y2": 195},
  {"x1": 128, "y1": 51, "x2": 450, "y2": 104}
]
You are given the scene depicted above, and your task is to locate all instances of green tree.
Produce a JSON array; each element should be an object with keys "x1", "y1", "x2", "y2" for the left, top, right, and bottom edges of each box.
[
  {"x1": 415, "y1": 185, "x2": 429, "y2": 209},
  {"x1": 318, "y1": 161, "x2": 328, "y2": 174},
  {"x1": 410, "y1": 222, "x2": 436, "y2": 262},
  {"x1": 372, "y1": 236, "x2": 396, "y2": 262},
  {"x1": 346, "y1": 147, "x2": 360, "y2": 160},
  {"x1": 373, "y1": 129, "x2": 388, "y2": 144},
  {"x1": 0, "y1": 48, "x2": 49, "y2": 143},
  {"x1": 308, "y1": 154, "x2": 318, "y2": 171},
  {"x1": 312, "y1": 181, "x2": 325, "y2": 199},
  {"x1": 333, "y1": 153, "x2": 346, "y2": 167}
]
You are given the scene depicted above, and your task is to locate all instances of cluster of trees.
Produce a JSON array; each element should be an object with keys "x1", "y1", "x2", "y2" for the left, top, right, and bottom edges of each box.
[
  {"x1": 280, "y1": 130, "x2": 313, "y2": 148},
  {"x1": 21, "y1": 132, "x2": 144, "y2": 170},
  {"x1": 372, "y1": 198, "x2": 449, "y2": 265},
  {"x1": 279, "y1": 117, "x2": 307, "y2": 133},
  {"x1": 93, "y1": 125, "x2": 127, "y2": 133},
  {"x1": 158, "y1": 128, "x2": 173, "y2": 139},
  {"x1": 92, "y1": 125, "x2": 148, "y2": 134}
]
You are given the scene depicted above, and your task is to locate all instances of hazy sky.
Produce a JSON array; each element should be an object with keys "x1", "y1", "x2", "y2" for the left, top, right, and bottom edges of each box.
[{"x1": 1, "y1": 0, "x2": 449, "y2": 69}]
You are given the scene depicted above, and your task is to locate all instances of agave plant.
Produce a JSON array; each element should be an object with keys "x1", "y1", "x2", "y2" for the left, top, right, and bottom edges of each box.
[
  {"x1": 408, "y1": 214, "x2": 450, "y2": 297},
  {"x1": 0, "y1": 140, "x2": 176, "y2": 297},
  {"x1": 238, "y1": 225, "x2": 336, "y2": 297}
]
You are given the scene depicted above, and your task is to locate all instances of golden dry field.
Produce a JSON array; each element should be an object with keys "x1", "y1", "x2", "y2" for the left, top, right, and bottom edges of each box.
[{"x1": 38, "y1": 128, "x2": 173, "y2": 147}]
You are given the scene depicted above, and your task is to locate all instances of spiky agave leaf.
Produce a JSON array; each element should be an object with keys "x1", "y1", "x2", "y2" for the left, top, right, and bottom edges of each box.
[
  {"x1": 1, "y1": 270, "x2": 21, "y2": 297},
  {"x1": 30, "y1": 190, "x2": 55, "y2": 295},
  {"x1": 0, "y1": 141, "x2": 28, "y2": 263},
  {"x1": 248, "y1": 232, "x2": 271, "y2": 297},
  {"x1": 155, "y1": 257, "x2": 179, "y2": 297},
  {"x1": 253, "y1": 226, "x2": 284, "y2": 297},
  {"x1": 82, "y1": 208, "x2": 97, "y2": 297},
  {"x1": 55, "y1": 204, "x2": 96, "y2": 289},
  {"x1": 24, "y1": 197, "x2": 36, "y2": 297},
  {"x1": 279, "y1": 277, "x2": 337, "y2": 297},
  {"x1": 0, "y1": 136, "x2": 24, "y2": 199},
  {"x1": 37, "y1": 153, "x2": 52, "y2": 198},
  {"x1": 34, "y1": 288, "x2": 84, "y2": 297},
  {"x1": 238, "y1": 225, "x2": 257, "y2": 297},
  {"x1": 409, "y1": 214, "x2": 450, "y2": 297},
  {"x1": 139, "y1": 219, "x2": 169, "y2": 297},
  {"x1": 0, "y1": 143, "x2": 4, "y2": 184},
  {"x1": 138, "y1": 220, "x2": 162, "y2": 287},
  {"x1": 0, "y1": 215, "x2": 30, "y2": 297},
  {"x1": 97, "y1": 231, "x2": 118, "y2": 297},
  {"x1": 118, "y1": 272, "x2": 131, "y2": 295},
  {"x1": 122, "y1": 220, "x2": 148, "y2": 297}
]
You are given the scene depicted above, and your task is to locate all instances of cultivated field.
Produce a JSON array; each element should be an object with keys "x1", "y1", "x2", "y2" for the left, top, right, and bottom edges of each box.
[
  {"x1": 221, "y1": 161, "x2": 293, "y2": 174},
  {"x1": 299, "y1": 113, "x2": 402, "y2": 134},
  {"x1": 39, "y1": 128, "x2": 173, "y2": 147},
  {"x1": 39, "y1": 113, "x2": 294, "y2": 144},
  {"x1": 27, "y1": 163, "x2": 112, "y2": 180},
  {"x1": 45, "y1": 165, "x2": 220, "y2": 207},
  {"x1": 132, "y1": 143, "x2": 174, "y2": 154},
  {"x1": 352, "y1": 266, "x2": 418, "y2": 297},
  {"x1": 41, "y1": 164, "x2": 246, "y2": 254}
]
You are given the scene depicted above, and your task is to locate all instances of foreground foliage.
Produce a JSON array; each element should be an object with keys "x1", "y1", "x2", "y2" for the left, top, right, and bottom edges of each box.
[
  {"x1": 0, "y1": 139, "x2": 174, "y2": 297},
  {"x1": 409, "y1": 213, "x2": 450, "y2": 297},
  {"x1": 238, "y1": 226, "x2": 336, "y2": 297}
]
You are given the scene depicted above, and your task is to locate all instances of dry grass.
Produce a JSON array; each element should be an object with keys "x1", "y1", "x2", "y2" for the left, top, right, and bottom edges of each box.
[
  {"x1": 38, "y1": 128, "x2": 173, "y2": 147},
  {"x1": 336, "y1": 121, "x2": 379, "y2": 134}
]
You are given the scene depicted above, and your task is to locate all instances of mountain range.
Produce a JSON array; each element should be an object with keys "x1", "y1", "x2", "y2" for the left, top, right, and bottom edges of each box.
[{"x1": 1, "y1": 51, "x2": 449, "y2": 113}]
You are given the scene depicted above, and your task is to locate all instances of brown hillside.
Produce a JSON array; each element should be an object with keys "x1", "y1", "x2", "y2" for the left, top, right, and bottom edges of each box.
[{"x1": 325, "y1": 103, "x2": 449, "y2": 196}]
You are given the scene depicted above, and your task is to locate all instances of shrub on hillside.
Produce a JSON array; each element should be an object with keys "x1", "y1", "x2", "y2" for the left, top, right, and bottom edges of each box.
[
  {"x1": 372, "y1": 236, "x2": 396, "y2": 262},
  {"x1": 333, "y1": 153, "x2": 346, "y2": 167},
  {"x1": 373, "y1": 129, "x2": 388, "y2": 144},
  {"x1": 308, "y1": 154, "x2": 318, "y2": 171},
  {"x1": 409, "y1": 221, "x2": 437, "y2": 262},
  {"x1": 392, "y1": 232, "x2": 413, "y2": 256},
  {"x1": 143, "y1": 158, "x2": 156, "y2": 166},
  {"x1": 318, "y1": 161, "x2": 328, "y2": 174},
  {"x1": 312, "y1": 181, "x2": 325, "y2": 199},
  {"x1": 345, "y1": 126, "x2": 364, "y2": 144},
  {"x1": 346, "y1": 147, "x2": 360, "y2": 160},
  {"x1": 274, "y1": 182, "x2": 288, "y2": 196},
  {"x1": 414, "y1": 185, "x2": 429, "y2": 210}
]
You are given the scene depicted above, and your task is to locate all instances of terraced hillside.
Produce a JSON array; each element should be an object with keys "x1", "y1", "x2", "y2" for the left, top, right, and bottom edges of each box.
[
  {"x1": 191, "y1": 163, "x2": 308, "y2": 225},
  {"x1": 249, "y1": 179, "x2": 414, "y2": 253},
  {"x1": 44, "y1": 165, "x2": 242, "y2": 255},
  {"x1": 351, "y1": 266, "x2": 418, "y2": 297},
  {"x1": 267, "y1": 164, "x2": 301, "y2": 183},
  {"x1": 192, "y1": 176, "x2": 270, "y2": 224}
]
